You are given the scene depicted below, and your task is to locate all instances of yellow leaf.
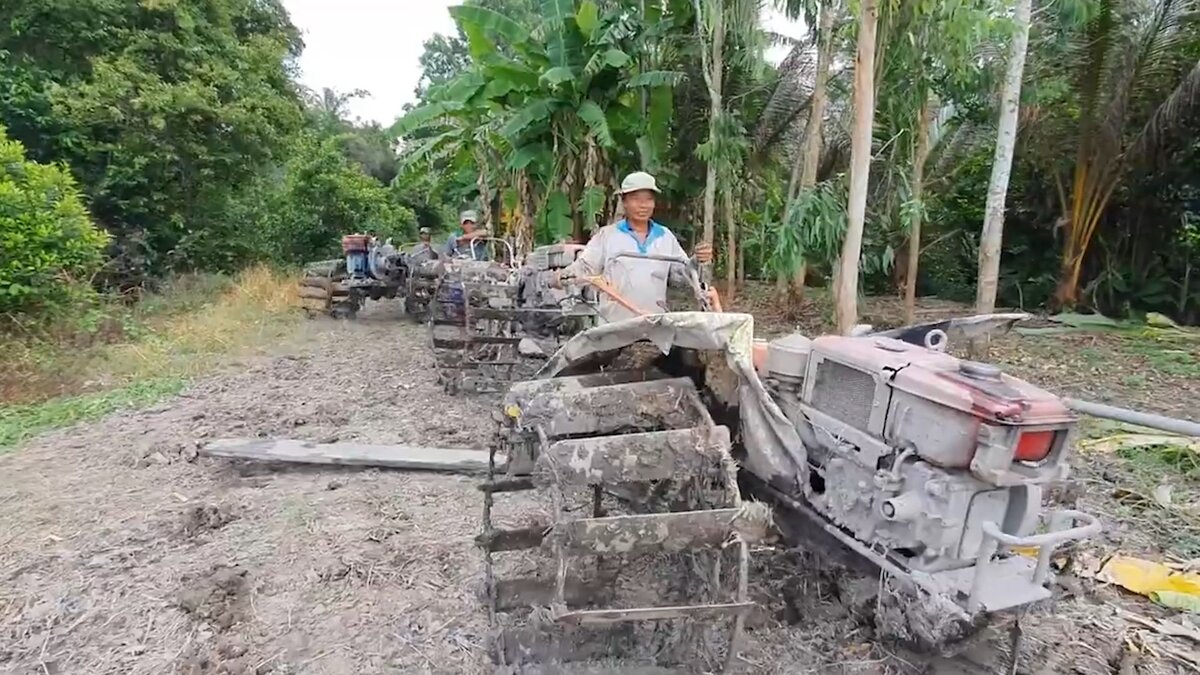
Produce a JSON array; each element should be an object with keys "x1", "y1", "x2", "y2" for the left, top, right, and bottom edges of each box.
[{"x1": 1098, "y1": 555, "x2": 1200, "y2": 609}]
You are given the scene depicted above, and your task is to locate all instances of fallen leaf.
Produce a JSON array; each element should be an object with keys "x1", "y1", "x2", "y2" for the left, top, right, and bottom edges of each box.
[
  {"x1": 1079, "y1": 433, "x2": 1200, "y2": 456},
  {"x1": 1099, "y1": 555, "x2": 1200, "y2": 611}
]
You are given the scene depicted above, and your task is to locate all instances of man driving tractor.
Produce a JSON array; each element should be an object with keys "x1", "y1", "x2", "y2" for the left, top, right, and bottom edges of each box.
[
  {"x1": 444, "y1": 210, "x2": 491, "y2": 260},
  {"x1": 408, "y1": 227, "x2": 439, "y2": 264},
  {"x1": 551, "y1": 171, "x2": 713, "y2": 323}
]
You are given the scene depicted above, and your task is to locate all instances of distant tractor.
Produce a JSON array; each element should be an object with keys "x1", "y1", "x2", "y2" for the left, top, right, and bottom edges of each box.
[{"x1": 298, "y1": 233, "x2": 434, "y2": 319}]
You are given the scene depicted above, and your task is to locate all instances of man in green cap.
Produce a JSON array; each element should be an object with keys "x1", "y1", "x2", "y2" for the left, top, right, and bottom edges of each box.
[
  {"x1": 551, "y1": 171, "x2": 713, "y2": 322},
  {"x1": 444, "y1": 210, "x2": 490, "y2": 260}
]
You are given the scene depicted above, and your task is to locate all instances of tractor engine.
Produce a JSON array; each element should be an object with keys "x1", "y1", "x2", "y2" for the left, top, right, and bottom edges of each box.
[
  {"x1": 342, "y1": 234, "x2": 372, "y2": 280},
  {"x1": 764, "y1": 333, "x2": 1083, "y2": 611},
  {"x1": 515, "y1": 243, "x2": 597, "y2": 336},
  {"x1": 341, "y1": 233, "x2": 407, "y2": 300}
]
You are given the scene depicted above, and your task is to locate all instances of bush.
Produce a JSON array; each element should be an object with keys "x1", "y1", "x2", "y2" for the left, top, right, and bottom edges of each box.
[{"x1": 0, "y1": 126, "x2": 108, "y2": 316}]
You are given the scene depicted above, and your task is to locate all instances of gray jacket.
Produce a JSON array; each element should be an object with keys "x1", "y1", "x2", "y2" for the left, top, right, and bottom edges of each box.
[{"x1": 559, "y1": 219, "x2": 690, "y2": 323}]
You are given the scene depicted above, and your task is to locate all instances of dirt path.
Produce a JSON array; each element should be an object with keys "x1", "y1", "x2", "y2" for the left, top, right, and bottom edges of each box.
[
  {"x1": 1, "y1": 304, "x2": 1192, "y2": 674},
  {"x1": 0, "y1": 306, "x2": 502, "y2": 674}
]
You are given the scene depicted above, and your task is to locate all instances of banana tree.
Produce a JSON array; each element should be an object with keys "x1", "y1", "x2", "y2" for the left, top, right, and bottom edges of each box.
[{"x1": 394, "y1": 0, "x2": 685, "y2": 252}]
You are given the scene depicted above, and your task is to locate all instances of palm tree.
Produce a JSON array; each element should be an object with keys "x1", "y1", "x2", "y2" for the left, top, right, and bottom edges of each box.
[{"x1": 1046, "y1": 0, "x2": 1200, "y2": 308}]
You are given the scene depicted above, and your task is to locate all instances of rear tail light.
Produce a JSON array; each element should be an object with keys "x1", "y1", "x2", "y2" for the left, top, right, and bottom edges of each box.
[{"x1": 1014, "y1": 430, "x2": 1055, "y2": 462}]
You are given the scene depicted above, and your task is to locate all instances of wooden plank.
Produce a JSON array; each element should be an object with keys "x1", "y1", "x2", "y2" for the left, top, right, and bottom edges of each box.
[
  {"x1": 298, "y1": 286, "x2": 330, "y2": 300},
  {"x1": 554, "y1": 508, "x2": 738, "y2": 555},
  {"x1": 432, "y1": 335, "x2": 525, "y2": 348},
  {"x1": 299, "y1": 298, "x2": 329, "y2": 312},
  {"x1": 201, "y1": 438, "x2": 503, "y2": 473},
  {"x1": 534, "y1": 426, "x2": 729, "y2": 486},
  {"x1": 556, "y1": 602, "x2": 754, "y2": 625}
]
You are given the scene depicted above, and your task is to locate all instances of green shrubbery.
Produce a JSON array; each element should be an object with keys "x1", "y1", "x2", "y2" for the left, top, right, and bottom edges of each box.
[{"x1": 0, "y1": 126, "x2": 108, "y2": 316}]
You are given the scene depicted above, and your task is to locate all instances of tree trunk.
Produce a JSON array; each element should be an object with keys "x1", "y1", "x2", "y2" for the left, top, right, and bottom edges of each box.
[
  {"x1": 800, "y1": 3, "x2": 835, "y2": 194},
  {"x1": 904, "y1": 98, "x2": 934, "y2": 324},
  {"x1": 696, "y1": 0, "x2": 724, "y2": 284},
  {"x1": 972, "y1": 0, "x2": 1032, "y2": 358},
  {"x1": 515, "y1": 170, "x2": 535, "y2": 258},
  {"x1": 834, "y1": 0, "x2": 879, "y2": 335},
  {"x1": 723, "y1": 185, "x2": 736, "y2": 303},
  {"x1": 789, "y1": 0, "x2": 836, "y2": 311},
  {"x1": 738, "y1": 231, "x2": 746, "y2": 287},
  {"x1": 474, "y1": 150, "x2": 492, "y2": 233}
]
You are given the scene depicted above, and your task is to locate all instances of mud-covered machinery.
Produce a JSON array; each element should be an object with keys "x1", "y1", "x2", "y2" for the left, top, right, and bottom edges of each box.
[
  {"x1": 298, "y1": 234, "x2": 436, "y2": 319},
  {"x1": 429, "y1": 242, "x2": 599, "y2": 394},
  {"x1": 478, "y1": 254, "x2": 1100, "y2": 671}
]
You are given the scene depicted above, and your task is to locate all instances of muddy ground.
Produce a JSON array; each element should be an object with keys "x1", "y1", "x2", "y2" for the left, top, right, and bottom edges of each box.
[{"x1": 1, "y1": 299, "x2": 1197, "y2": 674}]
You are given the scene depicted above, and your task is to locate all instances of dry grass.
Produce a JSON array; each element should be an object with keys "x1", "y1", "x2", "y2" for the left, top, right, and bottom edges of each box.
[
  {"x1": 0, "y1": 265, "x2": 303, "y2": 449},
  {"x1": 99, "y1": 265, "x2": 300, "y2": 382}
]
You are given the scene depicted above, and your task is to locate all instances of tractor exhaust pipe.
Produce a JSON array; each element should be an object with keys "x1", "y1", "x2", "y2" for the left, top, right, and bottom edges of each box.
[{"x1": 1064, "y1": 398, "x2": 1200, "y2": 437}]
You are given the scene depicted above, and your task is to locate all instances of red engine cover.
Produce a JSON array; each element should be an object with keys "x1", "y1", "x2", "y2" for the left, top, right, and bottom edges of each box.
[{"x1": 342, "y1": 234, "x2": 371, "y2": 253}]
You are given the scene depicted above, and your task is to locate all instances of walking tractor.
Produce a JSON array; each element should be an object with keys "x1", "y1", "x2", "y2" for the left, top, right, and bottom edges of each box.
[
  {"x1": 428, "y1": 241, "x2": 600, "y2": 394},
  {"x1": 298, "y1": 233, "x2": 428, "y2": 319},
  {"x1": 478, "y1": 253, "x2": 1104, "y2": 670}
]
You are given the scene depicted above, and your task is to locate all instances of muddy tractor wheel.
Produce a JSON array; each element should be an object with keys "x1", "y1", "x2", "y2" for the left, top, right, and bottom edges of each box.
[
  {"x1": 429, "y1": 273, "x2": 534, "y2": 395},
  {"x1": 479, "y1": 369, "x2": 766, "y2": 672},
  {"x1": 330, "y1": 300, "x2": 358, "y2": 320},
  {"x1": 298, "y1": 276, "x2": 333, "y2": 317}
]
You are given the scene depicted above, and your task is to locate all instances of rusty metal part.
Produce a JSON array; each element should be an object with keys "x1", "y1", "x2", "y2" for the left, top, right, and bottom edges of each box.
[
  {"x1": 430, "y1": 245, "x2": 600, "y2": 395},
  {"x1": 528, "y1": 311, "x2": 1105, "y2": 664}
]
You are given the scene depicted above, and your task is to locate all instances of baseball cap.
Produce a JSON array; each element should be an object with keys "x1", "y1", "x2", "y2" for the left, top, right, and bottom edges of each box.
[
  {"x1": 459, "y1": 210, "x2": 478, "y2": 223},
  {"x1": 617, "y1": 171, "x2": 660, "y2": 195},
  {"x1": 418, "y1": 227, "x2": 431, "y2": 235}
]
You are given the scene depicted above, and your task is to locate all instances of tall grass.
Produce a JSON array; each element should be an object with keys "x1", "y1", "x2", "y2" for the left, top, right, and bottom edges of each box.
[{"x1": 0, "y1": 265, "x2": 302, "y2": 449}]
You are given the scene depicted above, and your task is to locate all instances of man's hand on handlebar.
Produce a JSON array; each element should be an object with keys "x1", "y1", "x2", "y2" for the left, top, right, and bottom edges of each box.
[{"x1": 693, "y1": 242, "x2": 713, "y2": 264}]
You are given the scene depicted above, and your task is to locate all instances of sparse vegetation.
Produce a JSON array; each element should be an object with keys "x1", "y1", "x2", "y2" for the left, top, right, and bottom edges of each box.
[{"x1": 0, "y1": 265, "x2": 300, "y2": 446}]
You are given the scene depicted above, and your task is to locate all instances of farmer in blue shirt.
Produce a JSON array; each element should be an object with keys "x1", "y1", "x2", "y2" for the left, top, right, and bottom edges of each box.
[
  {"x1": 551, "y1": 171, "x2": 712, "y2": 322},
  {"x1": 444, "y1": 210, "x2": 491, "y2": 260}
]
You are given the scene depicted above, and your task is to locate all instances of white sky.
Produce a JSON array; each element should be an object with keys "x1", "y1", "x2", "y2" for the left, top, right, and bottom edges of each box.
[{"x1": 284, "y1": 1, "x2": 804, "y2": 126}]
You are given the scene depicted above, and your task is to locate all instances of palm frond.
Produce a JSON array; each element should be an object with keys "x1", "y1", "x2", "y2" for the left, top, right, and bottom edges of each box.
[{"x1": 1127, "y1": 57, "x2": 1200, "y2": 163}]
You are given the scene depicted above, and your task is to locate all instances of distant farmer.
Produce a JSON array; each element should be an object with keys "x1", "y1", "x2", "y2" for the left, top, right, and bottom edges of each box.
[
  {"x1": 444, "y1": 210, "x2": 490, "y2": 260},
  {"x1": 551, "y1": 171, "x2": 713, "y2": 323},
  {"x1": 408, "y1": 227, "x2": 439, "y2": 263}
]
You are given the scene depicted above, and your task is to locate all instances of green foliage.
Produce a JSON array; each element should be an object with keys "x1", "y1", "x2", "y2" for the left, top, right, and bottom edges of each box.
[
  {"x1": 398, "y1": 0, "x2": 688, "y2": 243},
  {"x1": 0, "y1": 0, "x2": 305, "y2": 284},
  {"x1": 262, "y1": 133, "x2": 416, "y2": 263},
  {"x1": 0, "y1": 127, "x2": 108, "y2": 316}
]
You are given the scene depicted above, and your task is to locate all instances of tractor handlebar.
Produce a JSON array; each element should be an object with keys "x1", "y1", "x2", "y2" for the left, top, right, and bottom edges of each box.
[{"x1": 558, "y1": 251, "x2": 719, "y2": 313}]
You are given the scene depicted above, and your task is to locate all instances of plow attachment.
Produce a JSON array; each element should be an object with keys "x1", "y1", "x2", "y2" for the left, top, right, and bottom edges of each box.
[
  {"x1": 480, "y1": 371, "x2": 764, "y2": 670},
  {"x1": 429, "y1": 266, "x2": 535, "y2": 394},
  {"x1": 298, "y1": 262, "x2": 354, "y2": 318}
]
